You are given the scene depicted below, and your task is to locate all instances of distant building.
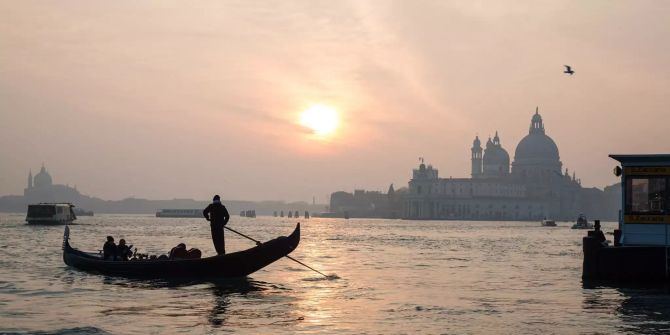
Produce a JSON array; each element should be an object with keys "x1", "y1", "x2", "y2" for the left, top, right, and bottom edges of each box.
[
  {"x1": 0, "y1": 165, "x2": 328, "y2": 214},
  {"x1": 327, "y1": 184, "x2": 404, "y2": 218},
  {"x1": 24, "y1": 164, "x2": 82, "y2": 203},
  {"x1": 402, "y1": 109, "x2": 618, "y2": 221}
]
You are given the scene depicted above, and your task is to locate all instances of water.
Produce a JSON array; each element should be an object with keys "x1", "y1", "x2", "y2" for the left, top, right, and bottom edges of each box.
[{"x1": 1, "y1": 214, "x2": 669, "y2": 334}]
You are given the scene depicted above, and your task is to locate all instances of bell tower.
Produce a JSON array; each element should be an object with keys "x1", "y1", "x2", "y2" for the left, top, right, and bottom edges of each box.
[{"x1": 471, "y1": 136, "x2": 483, "y2": 178}]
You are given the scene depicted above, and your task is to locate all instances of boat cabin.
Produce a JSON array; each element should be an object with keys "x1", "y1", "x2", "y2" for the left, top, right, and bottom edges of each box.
[
  {"x1": 26, "y1": 203, "x2": 76, "y2": 225},
  {"x1": 610, "y1": 154, "x2": 670, "y2": 246}
]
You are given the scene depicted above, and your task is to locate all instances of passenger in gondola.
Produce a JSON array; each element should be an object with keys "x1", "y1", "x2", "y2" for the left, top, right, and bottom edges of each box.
[
  {"x1": 168, "y1": 243, "x2": 203, "y2": 260},
  {"x1": 203, "y1": 194, "x2": 230, "y2": 255},
  {"x1": 169, "y1": 243, "x2": 188, "y2": 260},
  {"x1": 117, "y1": 239, "x2": 133, "y2": 261},
  {"x1": 103, "y1": 236, "x2": 117, "y2": 260}
]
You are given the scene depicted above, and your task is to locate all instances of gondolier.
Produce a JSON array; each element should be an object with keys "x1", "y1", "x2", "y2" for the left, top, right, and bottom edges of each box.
[{"x1": 203, "y1": 194, "x2": 230, "y2": 255}]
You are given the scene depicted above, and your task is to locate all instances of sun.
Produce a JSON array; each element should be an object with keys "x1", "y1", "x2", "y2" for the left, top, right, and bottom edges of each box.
[{"x1": 299, "y1": 104, "x2": 339, "y2": 136}]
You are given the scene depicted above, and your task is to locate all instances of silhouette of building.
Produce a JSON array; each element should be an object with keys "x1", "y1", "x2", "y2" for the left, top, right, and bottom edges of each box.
[
  {"x1": 403, "y1": 108, "x2": 617, "y2": 221},
  {"x1": 23, "y1": 164, "x2": 82, "y2": 203},
  {"x1": 327, "y1": 185, "x2": 405, "y2": 218},
  {"x1": 0, "y1": 164, "x2": 327, "y2": 214}
]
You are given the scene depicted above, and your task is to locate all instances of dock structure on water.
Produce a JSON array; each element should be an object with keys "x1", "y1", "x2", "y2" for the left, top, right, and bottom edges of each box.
[{"x1": 583, "y1": 154, "x2": 670, "y2": 282}]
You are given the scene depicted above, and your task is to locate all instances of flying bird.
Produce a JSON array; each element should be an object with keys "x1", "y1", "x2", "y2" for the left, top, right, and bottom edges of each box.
[{"x1": 564, "y1": 65, "x2": 574, "y2": 75}]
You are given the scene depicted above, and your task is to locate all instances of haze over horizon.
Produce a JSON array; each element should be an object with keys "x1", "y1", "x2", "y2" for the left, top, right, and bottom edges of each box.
[{"x1": 2, "y1": 1, "x2": 669, "y2": 202}]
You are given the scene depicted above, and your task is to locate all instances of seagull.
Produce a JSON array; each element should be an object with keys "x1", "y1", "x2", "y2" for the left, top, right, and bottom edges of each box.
[{"x1": 564, "y1": 65, "x2": 574, "y2": 75}]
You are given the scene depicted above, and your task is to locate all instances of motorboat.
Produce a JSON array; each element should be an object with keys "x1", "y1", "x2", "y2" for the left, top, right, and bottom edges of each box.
[
  {"x1": 541, "y1": 219, "x2": 557, "y2": 227},
  {"x1": 572, "y1": 214, "x2": 593, "y2": 229},
  {"x1": 26, "y1": 203, "x2": 76, "y2": 225}
]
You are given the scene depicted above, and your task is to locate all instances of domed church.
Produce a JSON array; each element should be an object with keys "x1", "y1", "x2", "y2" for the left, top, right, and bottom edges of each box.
[
  {"x1": 24, "y1": 164, "x2": 82, "y2": 203},
  {"x1": 404, "y1": 108, "x2": 588, "y2": 221}
]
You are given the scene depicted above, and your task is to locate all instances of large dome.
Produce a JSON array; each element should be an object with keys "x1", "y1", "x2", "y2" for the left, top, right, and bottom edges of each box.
[
  {"x1": 514, "y1": 109, "x2": 560, "y2": 162},
  {"x1": 33, "y1": 165, "x2": 52, "y2": 187},
  {"x1": 514, "y1": 132, "x2": 559, "y2": 161}
]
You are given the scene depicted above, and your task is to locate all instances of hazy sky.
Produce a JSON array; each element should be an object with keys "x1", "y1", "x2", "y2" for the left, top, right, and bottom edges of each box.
[{"x1": 1, "y1": 1, "x2": 669, "y2": 202}]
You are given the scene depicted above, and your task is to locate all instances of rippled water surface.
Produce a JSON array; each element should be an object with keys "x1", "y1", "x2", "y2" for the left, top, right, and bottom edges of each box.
[{"x1": 1, "y1": 214, "x2": 670, "y2": 334}]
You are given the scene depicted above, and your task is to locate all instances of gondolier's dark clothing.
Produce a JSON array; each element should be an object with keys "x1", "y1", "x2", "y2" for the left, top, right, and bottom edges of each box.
[{"x1": 203, "y1": 201, "x2": 230, "y2": 255}]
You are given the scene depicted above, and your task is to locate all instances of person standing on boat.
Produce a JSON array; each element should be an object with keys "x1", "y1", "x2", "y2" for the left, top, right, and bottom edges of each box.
[{"x1": 203, "y1": 195, "x2": 230, "y2": 255}]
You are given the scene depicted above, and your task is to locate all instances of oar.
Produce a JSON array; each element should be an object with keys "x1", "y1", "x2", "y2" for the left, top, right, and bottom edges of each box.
[{"x1": 224, "y1": 225, "x2": 331, "y2": 279}]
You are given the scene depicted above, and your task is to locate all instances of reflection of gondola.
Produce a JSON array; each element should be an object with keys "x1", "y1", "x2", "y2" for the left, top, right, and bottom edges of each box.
[
  {"x1": 62, "y1": 224, "x2": 300, "y2": 279},
  {"x1": 207, "y1": 279, "x2": 267, "y2": 327}
]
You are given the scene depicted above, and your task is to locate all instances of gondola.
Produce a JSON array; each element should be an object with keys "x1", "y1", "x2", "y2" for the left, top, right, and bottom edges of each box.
[{"x1": 62, "y1": 223, "x2": 300, "y2": 279}]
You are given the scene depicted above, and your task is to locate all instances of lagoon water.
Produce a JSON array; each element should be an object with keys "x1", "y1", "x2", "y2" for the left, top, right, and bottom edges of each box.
[{"x1": 1, "y1": 214, "x2": 669, "y2": 334}]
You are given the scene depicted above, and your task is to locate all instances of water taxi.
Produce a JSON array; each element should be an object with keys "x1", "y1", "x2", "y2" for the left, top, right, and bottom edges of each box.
[
  {"x1": 571, "y1": 214, "x2": 593, "y2": 229},
  {"x1": 541, "y1": 219, "x2": 557, "y2": 227},
  {"x1": 26, "y1": 203, "x2": 77, "y2": 225},
  {"x1": 583, "y1": 154, "x2": 670, "y2": 281}
]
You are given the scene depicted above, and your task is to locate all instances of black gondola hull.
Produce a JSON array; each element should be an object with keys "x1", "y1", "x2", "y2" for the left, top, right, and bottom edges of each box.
[{"x1": 63, "y1": 224, "x2": 300, "y2": 279}]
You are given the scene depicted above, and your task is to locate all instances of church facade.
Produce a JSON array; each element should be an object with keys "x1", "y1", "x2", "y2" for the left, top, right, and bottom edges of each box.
[
  {"x1": 403, "y1": 109, "x2": 596, "y2": 221},
  {"x1": 23, "y1": 164, "x2": 82, "y2": 203}
]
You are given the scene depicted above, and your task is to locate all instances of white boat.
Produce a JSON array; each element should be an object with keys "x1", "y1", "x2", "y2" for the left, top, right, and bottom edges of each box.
[
  {"x1": 73, "y1": 208, "x2": 94, "y2": 216},
  {"x1": 155, "y1": 209, "x2": 203, "y2": 218},
  {"x1": 26, "y1": 203, "x2": 77, "y2": 225},
  {"x1": 571, "y1": 214, "x2": 593, "y2": 229},
  {"x1": 541, "y1": 219, "x2": 557, "y2": 227}
]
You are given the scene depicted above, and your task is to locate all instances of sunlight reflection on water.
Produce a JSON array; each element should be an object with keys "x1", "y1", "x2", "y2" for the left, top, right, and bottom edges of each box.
[{"x1": 1, "y1": 214, "x2": 670, "y2": 334}]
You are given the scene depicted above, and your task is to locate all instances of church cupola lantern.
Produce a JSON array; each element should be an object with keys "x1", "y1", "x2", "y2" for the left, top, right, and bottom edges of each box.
[{"x1": 530, "y1": 107, "x2": 545, "y2": 134}]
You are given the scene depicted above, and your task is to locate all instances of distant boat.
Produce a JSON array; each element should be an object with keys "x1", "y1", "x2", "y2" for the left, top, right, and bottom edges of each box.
[
  {"x1": 541, "y1": 219, "x2": 556, "y2": 227},
  {"x1": 156, "y1": 209, "x2": 203, "y2": 218},
  {"x1": 26, "y1": 203, "x2": 76, "y2": 225},
  {"x1": 73, "y1": 208, "x2": 94, "y2": 216},
  {"x1": 572, "y1": 214, "x2": 593, "y2": 229}
]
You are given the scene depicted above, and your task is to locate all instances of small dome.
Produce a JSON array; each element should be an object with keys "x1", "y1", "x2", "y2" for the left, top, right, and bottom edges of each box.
[
  {"x1": 483, "y1": 145, "x2": 510, "y2": 166},
  {"x1": 33, "y1": 165, "x2": 52, "y2": 187}
]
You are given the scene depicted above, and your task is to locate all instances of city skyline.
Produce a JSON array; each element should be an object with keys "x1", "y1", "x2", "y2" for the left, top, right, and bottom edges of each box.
[{"x1": 2, "y1": 1, "x2": 669, "y2": 201}]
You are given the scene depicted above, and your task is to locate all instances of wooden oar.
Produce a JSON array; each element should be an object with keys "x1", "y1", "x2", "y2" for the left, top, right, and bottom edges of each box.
[{"x1": 224, "y1": 224, "x2": 330, "y2": 279}]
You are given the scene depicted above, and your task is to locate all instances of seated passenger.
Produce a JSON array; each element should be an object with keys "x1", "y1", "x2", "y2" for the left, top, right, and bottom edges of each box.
[
  {"x1": 187, "y1": 248, "x2": 202, "y2": 259},
  {"x1": 103, "y1": 236, "x2": 117, "y2": 260},
  {"x1": 117, "y1": 239, "x2": 134, "y2": 261},
  {"x1": 169, "y1": 243, "x2": 188, "y2": 260}
]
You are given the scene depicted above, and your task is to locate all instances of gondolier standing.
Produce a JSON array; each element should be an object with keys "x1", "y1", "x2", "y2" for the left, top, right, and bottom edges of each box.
[{"x1": 203, "y1": 195, "x2": 230, "y2": 255}]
